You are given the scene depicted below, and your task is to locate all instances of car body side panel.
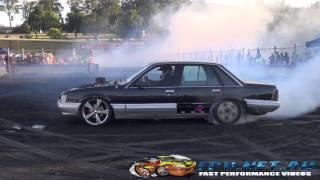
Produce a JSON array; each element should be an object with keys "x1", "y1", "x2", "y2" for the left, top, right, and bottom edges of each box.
[
  {"x1": 177, "y1": 86, "x2": 222, "y2": 114},
  {"x1": 121, "y1": 87, "x2": 178, "y2": 117}
]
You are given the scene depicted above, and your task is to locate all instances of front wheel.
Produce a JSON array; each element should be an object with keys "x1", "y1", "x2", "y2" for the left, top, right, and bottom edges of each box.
[
  {"x1": 209, "y1": 100, "x2": 243, "y2": 125},
  {"x1": 81, "y1": 98, "x2": 113, "y2": 126}
]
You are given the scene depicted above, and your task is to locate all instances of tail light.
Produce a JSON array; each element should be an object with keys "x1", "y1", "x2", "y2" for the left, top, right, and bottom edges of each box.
[{"x1": 272, "y1": 89, "x2": 279, "y2": 101}]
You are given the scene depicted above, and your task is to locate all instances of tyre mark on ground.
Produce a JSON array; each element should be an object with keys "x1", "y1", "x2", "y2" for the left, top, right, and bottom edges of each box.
[
  {"x1": 0, "y1": 134, "x2": 129, "y2": 178},
  {"x1": 0, "y1": 91, "x2": 24, "y2": 98},
  {"x1": 0, "y1": 135, "x2": 69, "y2": 161}
]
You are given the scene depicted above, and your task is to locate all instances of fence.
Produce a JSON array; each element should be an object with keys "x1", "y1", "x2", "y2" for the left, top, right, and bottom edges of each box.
[
  {"x1": 156, "y1": 45, "x2": 319, "y2": 66},
  {"x1": 1, "y1": 44, "x2": 320, "y2": 76}
]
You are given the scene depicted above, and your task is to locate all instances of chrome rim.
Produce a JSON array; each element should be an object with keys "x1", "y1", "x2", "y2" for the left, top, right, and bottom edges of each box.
[
  {"x1": 82, "y1": 98, "x2": 109, "y2": 126},
  {"x1": 157, "y1": 166, "x2": 168, "y2": 176},
  {"x1": 217, "y1": 101, "x2": 239, "y2": 123}
]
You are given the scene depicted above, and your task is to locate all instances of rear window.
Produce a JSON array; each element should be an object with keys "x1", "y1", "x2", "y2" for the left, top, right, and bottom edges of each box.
[
  {"x1": 181, "y1": 65, "x2": 221, "y2": 86},
  {"x1": 214, "y1": 66, "x2": 239, "y2": 86}
]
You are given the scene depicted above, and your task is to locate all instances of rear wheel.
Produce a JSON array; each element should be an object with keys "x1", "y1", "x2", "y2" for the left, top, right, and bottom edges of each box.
[
  {"x1": 81, "y1": 98, "x2": 112, "y2": 126},
  {"x1": 209, "y1": 100, "x2": 243, "y2": 125}
]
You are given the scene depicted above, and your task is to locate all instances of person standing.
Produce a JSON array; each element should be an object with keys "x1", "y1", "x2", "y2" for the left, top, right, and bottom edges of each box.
[
  {"x1": 284, "y1": 52, "x2": 290, "y2": 66},
  {"x1": 4, "y1": 54, "x2": 10, "y2": 74},
  {"x1": 269, "y1": 53, "x2": 275, "y2": 66}
]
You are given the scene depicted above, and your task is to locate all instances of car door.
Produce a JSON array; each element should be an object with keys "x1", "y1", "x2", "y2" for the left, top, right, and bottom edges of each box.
[
  {"x1": 124, "y1": 64, "x2": 179, "y2": 118},
  {"x1": 177, "y1": 64, "x2": 223, "y2": 115}
]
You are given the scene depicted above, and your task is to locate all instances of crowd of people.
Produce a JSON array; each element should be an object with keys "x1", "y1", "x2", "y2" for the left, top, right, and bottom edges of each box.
[
  {"x1": 19, "y1": 52, "x2": 94, "y2": 65},
  {"x1": 232, "y1": 48, "x2": 315, "y2": 67},
  {"x1": 0, "y1": 46, "x2": 318, "y2": 76},
  {"x1": 0, "y1": 50, "x2": 95, "y2": 75}
]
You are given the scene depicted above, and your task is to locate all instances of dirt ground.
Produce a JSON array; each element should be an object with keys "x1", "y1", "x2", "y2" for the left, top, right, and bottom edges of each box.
[{"x1": 0, "y1": 73, "x2": 319, "y2": 180}]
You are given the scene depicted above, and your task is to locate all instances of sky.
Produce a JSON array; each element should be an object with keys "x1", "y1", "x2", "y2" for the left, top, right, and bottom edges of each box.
[{"x1": 0, "y1": 0, "x2": 319, "y2": 27}]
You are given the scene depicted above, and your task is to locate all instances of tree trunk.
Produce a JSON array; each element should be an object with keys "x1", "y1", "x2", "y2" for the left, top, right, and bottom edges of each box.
[{"x1": 8, "y1": 11, "x2": 12, "y2": 28}]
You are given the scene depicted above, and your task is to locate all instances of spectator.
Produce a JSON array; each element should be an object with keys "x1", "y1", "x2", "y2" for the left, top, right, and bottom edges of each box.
[
  {"x1": 246, "y1": 51, "x2": 253, "y2": 64},
  {"x1": 280, "y1": 52, "x2": 285, "y2": 66},
  {"x1": 284, "y1": 52, "x2": 290, "y2": 66},
  {"x1": 4, "y1": 55, "x2": 9, "y2": 73},
  {"x1": 11, "y1": 55, "x2": 16, "y2": 74},
  {"x1": 236, "y1": 52, "x2": 243, "y2": 64},
  {"x1": 0, "y1": 58, "x2": 6, "y2": 76},
  {"x1": 269, "y1": 53, "x2": 275, "y2": 66},
  {"x1": 291, "y1": 51, "x2": 298, "y2": 66}
]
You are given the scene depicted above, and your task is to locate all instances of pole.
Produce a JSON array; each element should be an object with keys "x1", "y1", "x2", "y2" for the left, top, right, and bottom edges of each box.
[
  {"x1": 22, "y1": 48, "x2": 25, "y2": 61},
  {"x1": 220, "y1": 49, "x2": 223, "y2": 64},
  {"x1": 42, "y1": 48, "x2": 45, "y2": 64},
  {"x1": 7, "y1": 48, "x2": 11, "y2": 75}
]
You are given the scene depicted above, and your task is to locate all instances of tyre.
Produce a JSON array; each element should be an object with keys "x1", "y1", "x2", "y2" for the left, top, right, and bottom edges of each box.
[
  {"x1": 209, "y1": 100, "x2": 243, "y2": 125},
  {"x1": 156, "y1": 166, "x2": 169, "y2": 177},
  {"x1": 80, "y1": 98, "x2": 113, "y2": 126}
]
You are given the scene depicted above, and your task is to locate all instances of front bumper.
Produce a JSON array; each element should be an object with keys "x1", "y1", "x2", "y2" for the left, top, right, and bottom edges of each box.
[
  {"x1": 57, "y1": 100, "x2": 81, "y2": 115},
  {"x1": 245, "y1": 99, "x2": 280, "y2": 114}
]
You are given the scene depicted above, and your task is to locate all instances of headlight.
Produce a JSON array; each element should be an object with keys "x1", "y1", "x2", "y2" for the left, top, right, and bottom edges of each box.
[{"x1": 60, "y1": 94, "x2": 68, "y2": 103}]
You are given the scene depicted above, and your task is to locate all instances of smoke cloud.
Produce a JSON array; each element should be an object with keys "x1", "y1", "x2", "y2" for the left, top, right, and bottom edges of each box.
[{"x1": 95, "y1": 1, "x2": 320, "y2": 117}]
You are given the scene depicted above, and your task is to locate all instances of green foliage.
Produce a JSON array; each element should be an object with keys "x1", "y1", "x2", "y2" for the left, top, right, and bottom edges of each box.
[
  {"x1": 47, "y1": 28, "x2": 61, "y2": 39},
  {"x1": 41, "y1": 10, "x2": 60, "y2": 31},
  {"x1": 23, "y1": 0, "x2": 190, "y2": 38},
  {"x1": 27, "y1": 5, "x2": 44, "y2": 35},
  {"x1": 26, "y1": 0, "x2": 63, "y2": 35},
  {"x1": 66, "y1": 7, "x2": 84, "y2": 38},
  {"x1": 116, "y1": 8, "x2": 144, "y2": 38}
]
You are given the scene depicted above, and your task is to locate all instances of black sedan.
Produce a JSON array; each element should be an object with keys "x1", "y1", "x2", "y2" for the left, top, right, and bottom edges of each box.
[{"x1": 58, "y1": 62, "x2": 280, "y2": 126}]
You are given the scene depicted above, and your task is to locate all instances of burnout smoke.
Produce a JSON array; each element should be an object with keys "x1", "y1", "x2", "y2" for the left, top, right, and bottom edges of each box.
[
  {"x1": 272, "y1": 55, "x2": 320, "y2": 117},
  {"x1": 226, "y1": 55, "x2": 320, "y2": 117},
  {"x1": 93, "y1": 0, "x2": 320, "y2": 117}
]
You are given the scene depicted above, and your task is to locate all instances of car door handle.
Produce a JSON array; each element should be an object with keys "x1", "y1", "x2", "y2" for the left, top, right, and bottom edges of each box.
[
  {"x1": 211, "y1": 89, "x2": 221, "y2": 94},
  {"x1": 165, "y1": 89, "x2": 175, "y2": 95}
]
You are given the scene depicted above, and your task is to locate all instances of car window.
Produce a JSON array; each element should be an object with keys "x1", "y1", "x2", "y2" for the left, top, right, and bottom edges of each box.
[
  {"x1": 214, "y1": 66, "x2": 239, "y2": 86},
  {"x1": 124, "y1": 67, "x2": 147, "y2": 83},
  {"x1": 132, "y1": 65, "x2": 176, "y2": 87},
  {"x1": 181, "y1": 65, "x2": 220, "y2": 86}
]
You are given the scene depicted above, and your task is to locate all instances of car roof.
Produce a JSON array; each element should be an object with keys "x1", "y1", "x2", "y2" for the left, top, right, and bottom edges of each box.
[{"x1": 149, "y1": 61, "x2": 220, "y2": 66}]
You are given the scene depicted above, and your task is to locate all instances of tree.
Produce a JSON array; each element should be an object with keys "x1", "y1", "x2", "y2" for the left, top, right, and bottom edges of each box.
[
  {"x1": 26, "y1": 0, "x2": 63, "y2": 34},
  {"x1": 37, "y1": 0, "x2": 64, "y2": 27},
  {"x1": 116, "y1": 8, "x2": 143, "y2": 38},
  {"x1": 66, "y1": 6, "x2": 84, "y2": 38},
  {"x1": 0, "y1": 0, "x2": 20, "y2": 27},
  {"x1": 81, "y1": 0, "x2": 121, "y2": 39},
  {"x1": 38, "y1": 0, "x2": 63, "y2": 17},
  {"x1": 117, "y1": 0, "x2": 190, "y2": 38},
  {"x1": 20, "y1": 0, "x2": 37, "y2": 22},
  {"x1": 27, "y1": 5, "x2": 44, "y2": 38},
  {"x1": 41, "y1": 10, "x2": 60, "y2": 32}
]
